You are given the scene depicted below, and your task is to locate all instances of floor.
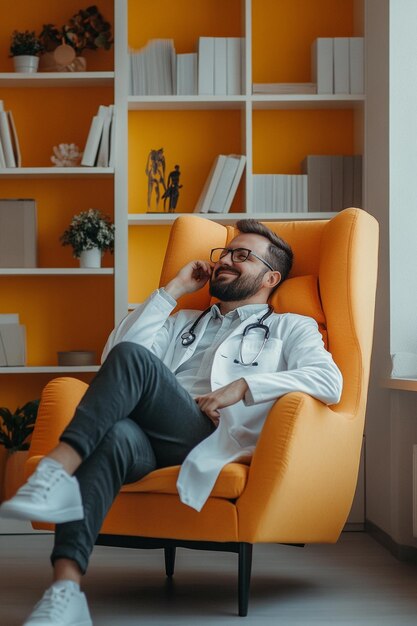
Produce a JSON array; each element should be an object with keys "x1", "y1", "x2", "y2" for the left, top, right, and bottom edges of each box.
[{"x1": 0, "y1": 532, "x2": 416, "y2": 626}]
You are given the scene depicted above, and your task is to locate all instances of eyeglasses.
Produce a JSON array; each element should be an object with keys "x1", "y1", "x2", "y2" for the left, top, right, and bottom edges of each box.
[{"x1": 210, "y1": 247, "x2": 274, "y2": 271}]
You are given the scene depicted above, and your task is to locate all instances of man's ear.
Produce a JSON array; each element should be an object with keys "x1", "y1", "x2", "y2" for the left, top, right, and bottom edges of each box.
[{"x1": 264, "y1": 270, "x2": 281, "y2": 290}]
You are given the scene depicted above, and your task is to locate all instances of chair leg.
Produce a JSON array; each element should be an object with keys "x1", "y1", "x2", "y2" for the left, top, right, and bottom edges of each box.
[
  {"x1": 238, "y1": 542, "x2": 253, "y2": 617},
  {"x1": 164, "y1": 546, "x2": 176, "y2": 577}
]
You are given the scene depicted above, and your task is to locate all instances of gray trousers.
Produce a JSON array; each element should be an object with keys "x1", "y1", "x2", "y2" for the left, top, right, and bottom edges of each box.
[{"x1": 52, "y1": 342, "x2": 215, "y2": 574}]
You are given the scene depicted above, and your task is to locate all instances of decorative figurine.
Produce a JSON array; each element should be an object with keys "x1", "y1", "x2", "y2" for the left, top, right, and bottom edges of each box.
[
  {"x1": 51, "y1": 143, "x2": 82, "y2": 166},
  {"x1": 145, "y1": 148, "x2": 166, "y2": 211},
  {"x1": 162, "y1": 164, "x2": 182, "y2": 212}
]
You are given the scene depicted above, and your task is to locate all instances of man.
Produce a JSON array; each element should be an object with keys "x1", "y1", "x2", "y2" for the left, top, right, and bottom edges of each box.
[{"x1": 0, "y1": 219, "x2": 343, "y2": 626}]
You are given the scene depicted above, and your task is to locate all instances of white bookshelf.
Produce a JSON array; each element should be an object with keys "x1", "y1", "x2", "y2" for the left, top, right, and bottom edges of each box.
[
  {"x1": 0, "y1": 167, "x2": 114, "y2": 178},
  {"x1": 0, "y1": 71, "x2": 114, "y2": 88},
  {"x1": 128, "y1": 212, "x2": 336, "y2": 226},
  {"x1": 0, "y1": 366, "x2": 100, "y2": 374},
  {"x1": 0, "y1": 268, "x2": 114, "y2": 275}
]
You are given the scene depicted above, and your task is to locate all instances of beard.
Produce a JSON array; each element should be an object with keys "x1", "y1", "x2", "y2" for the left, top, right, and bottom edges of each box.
[{"x1": 209, "y1": 267, "x2": 267, "y2": 302}]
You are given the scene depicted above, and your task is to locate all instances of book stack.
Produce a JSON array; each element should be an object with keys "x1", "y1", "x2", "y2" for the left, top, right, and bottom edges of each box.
[
  {"x1": 129, "y1": 39, "x2": 176, "y2": 95},
  {"x1": 81, "y1": 105, "x2": 115, "y2": 167},
  {"x1": 0, "y1": 100, "x2": 21, "y2": 168},
  {"x1": 301, "y1": 155, "x2": 362, "y2": 212},
  {"x1": 252, "y1": 83, "x2": 317, "y2": 95},
  {"x1": 198, "y1": 37, "x2": 244, "y2": 95},
  {"x1": 311, "y1": 37, "x2": 364, "y2": 94},
  {"x1": 0, "y1": 314, "x2": 26, "y2": 367},
  {"x1": 194, "y1": 154, "x2": 246, "y2": 214},
  {"x1": 252, "y1": 175, "x2": 308, "y2": 213}
]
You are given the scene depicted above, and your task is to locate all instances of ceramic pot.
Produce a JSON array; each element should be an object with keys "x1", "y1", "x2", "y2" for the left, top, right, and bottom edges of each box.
[
  {"x1": 3, "y1": 450, "x2": 29, "y2": 500},
  {"x1": 13, "y1": 55, "x2": 39, "y2": 73},
  {"x1": 79, "y1": 248, "x2": 101, "y2": 268}
]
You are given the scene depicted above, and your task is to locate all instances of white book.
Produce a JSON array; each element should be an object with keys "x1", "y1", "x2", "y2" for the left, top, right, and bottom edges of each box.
[
  {"x1": 0, "y1": 134, "x2": 6, "y2": 168},
  {"x1": 176, "y1": 53, "x2": 198, "y2": 95},
  {"x1": 198, "y1": 37, "x2": 215, "y2": 95},
  {"x1": 81, "y1": 114, "x2": 105, "y2": 167},
  {"x1": 301, "y1": 156, "x2": 321, "y2": 212},
  {"x1": 320, "y1": 156, "x2": 332, "y2": 212},
  {"x1": 353, "y1": 155, "x2": 363, "y2": 208},
  {"x1": 343, "y1": 155, "x2": 354, "y2": 208},
  {"x1": 108, "y1": 105, "x2": 116, "y2": 168},
  {"x1": 0, "y1": 323, "x2": 26, "y2": 366},
  {"x1": 226, "y1": 37, "x2": 242, "y2": 95},
  {"x1": 331, "y1": 156, "x2": 344, "y2": 212},
  {"x1": 333, "y1": 37, "x2": 350, "y2": 94},
  {"x1": 0, "y1": 110, "x2": 16, "y2": 167},
  {"x1": 311, "y1": 38, "x2": 333, "y2": 94},
  {"x1": 214, "y1": 37, "x2": 227, "y2": 95},
  {"x1": 301, "y1": 175, "x2": 308, "y2": 211},
  {"x1": 208, "y1": 155, "x2": 240, "y2": 212},
  {"x1": 222, "y1": 155, "x2": 246, "y2": 213},
  {"x1": 349, "y1": 37, "x2": 364, "y2": 94},
  {"x1": 96, "y1": 106, "x2": 112, "y2": 167},
  {"x1": 0, "y1": 314, "x2": 19, "y2": 324},
  {"x1": 7, "y1": 110, "x2": 21, "y2": 167},
  {"x1": 0, "y1": 199, "x2": 37, "y2": 267},
  {"x1": 194, "y1": 155, "x2": 227, "y2": 213},
  {"x1": 275, "y1": 175, "x2": 286, "y2": 211}
]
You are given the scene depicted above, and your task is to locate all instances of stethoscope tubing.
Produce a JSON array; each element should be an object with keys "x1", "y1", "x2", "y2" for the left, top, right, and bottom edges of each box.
[{"x1": 180, "y1": 304, "x2": 274, "y2": 366}]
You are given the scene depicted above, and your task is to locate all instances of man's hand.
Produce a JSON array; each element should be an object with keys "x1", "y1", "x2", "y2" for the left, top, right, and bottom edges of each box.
[
  {"x1": 195, "y1": 378, "x2": 249, "y2": 427},
  {"x1": 164, "y1": 260, "x2": 213, "y2": 300}
]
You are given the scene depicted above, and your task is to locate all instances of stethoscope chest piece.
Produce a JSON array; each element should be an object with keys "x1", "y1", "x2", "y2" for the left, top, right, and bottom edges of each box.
[{"x1": 181, "y1": 331, "x2": 196, "y2": 346}]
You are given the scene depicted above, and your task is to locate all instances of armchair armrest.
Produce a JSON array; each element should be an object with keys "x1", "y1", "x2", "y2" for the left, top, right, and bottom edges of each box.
[
  {"x1": 237, "y1": 392, "x2": 363, "y2": 544},
  {"x1": 28, "y1": 377, "x2": 88, "y2": 460}
]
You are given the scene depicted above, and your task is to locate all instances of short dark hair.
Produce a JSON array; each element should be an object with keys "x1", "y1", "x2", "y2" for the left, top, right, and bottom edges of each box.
[{"x1": 235, "y1": 219, "x2": 294, "y2": 283}]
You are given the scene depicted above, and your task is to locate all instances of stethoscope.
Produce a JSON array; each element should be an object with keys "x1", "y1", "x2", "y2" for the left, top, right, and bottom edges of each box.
[{"x1": 180, "y1": 304, "x2": 274, "y2": 366}]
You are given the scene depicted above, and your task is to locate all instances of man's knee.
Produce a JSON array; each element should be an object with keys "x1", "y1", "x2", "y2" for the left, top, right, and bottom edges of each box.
[{"x1": 107, "y1": 341, "x2": 152, "y2": 363}]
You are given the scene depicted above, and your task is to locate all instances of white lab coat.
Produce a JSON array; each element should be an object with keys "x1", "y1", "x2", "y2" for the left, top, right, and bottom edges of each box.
[{"x1": 102, "y1": 289, "x2": 343, "y2": 511}]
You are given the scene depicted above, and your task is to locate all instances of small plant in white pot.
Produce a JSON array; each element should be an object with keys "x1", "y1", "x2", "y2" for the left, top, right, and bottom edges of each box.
[
  {"x1": 0, "y1": 400, "x2": 39, "y2": 502},
  {"x1": 60, "y1": 208, "x2": 115, "y2": 268},
  {"x1": 9, "y1": 30, "x2": 43, "y2": 73}
]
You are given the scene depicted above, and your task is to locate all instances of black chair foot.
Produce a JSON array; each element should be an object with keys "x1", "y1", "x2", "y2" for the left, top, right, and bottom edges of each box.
[
  {"x1": 238, "y1": 542, "x2": 253, "y2": 616},
  {"x1": 164, "y1": 546, "x2": 176, "y2": 577}
]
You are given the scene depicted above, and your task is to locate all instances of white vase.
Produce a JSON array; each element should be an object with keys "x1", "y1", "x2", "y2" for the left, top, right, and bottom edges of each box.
[
  {"x1": 13, "y1": 55, "x2": 39, "y2": 73},
  {"x1": 79, "y1": 248, "x2": 101, "y2": 268}
]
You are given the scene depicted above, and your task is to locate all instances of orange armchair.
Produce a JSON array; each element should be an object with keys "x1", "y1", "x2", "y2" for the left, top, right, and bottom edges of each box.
[{"x1": 26, "y1": 208, "x2": 378, "y2": 616}]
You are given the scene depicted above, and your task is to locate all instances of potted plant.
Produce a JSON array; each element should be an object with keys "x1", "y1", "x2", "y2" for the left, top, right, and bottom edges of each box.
[
  {"x1": 0, "y1": 400, "x2": 39, "y2": 501},
  {"x1": 39, "y1": 5, "x2": 113, "y2": 72},
  {"x1": 9, "y1": 30, "x2": 43, "y2": 73},
  {"x1": 60, "y1": 208, "x2": 115, "y2": 268}
]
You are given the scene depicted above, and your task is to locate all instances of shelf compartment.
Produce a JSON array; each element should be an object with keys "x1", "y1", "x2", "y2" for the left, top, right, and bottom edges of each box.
[
  {"x1": 128, "y1": 212, "x2": 337, "y2": 225},
  {"x1": 0, "y1": 167, "x2": 114, "y2": 178},
  {"x1": 0, "y1": 72, "x2": 115, "y2": 88}
]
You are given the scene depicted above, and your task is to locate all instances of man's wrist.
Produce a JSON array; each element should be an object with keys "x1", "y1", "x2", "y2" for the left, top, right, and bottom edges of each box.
[{"x1": 164, "y1": 279, "x2": 185, "y2": 300}]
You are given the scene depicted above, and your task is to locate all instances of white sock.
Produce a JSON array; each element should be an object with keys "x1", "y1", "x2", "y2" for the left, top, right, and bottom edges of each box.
[
  {"x1": 39, "y1": 457, "x2": 66, "y2": 472},
  {"x1": 52, "y1": 580, "x2": 80, "y2": 592}
]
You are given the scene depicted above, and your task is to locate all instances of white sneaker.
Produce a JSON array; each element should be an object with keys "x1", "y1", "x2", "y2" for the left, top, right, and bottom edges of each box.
[
  {"x1": 0, "y1": 458, "x2": 84, "y2": 523},
  {"x1": 23, "y1": 581, "x2": 92, "y2": 625}
]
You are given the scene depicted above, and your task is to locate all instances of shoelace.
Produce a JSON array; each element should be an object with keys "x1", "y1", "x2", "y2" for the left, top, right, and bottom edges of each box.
[
  {"x1": 30, "y1": 586, "x2": 74, "y2": 620},
  {"x1": 18, "y1": 464, "x2": 66, "y2": 502}
]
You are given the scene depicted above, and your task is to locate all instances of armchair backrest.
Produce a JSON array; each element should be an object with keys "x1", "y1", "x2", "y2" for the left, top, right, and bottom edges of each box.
[{"x1": 160, "y1": 209, "x2": 379, "y2": 419}]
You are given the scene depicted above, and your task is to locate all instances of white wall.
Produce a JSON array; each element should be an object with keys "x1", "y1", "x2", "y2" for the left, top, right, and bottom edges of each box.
[
  {"x1": 365, "y1": 0, "x2": 417, "y2": 550},
  {"x1": 390, "y1": 0, "x2": 417, "y2": 355}
]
